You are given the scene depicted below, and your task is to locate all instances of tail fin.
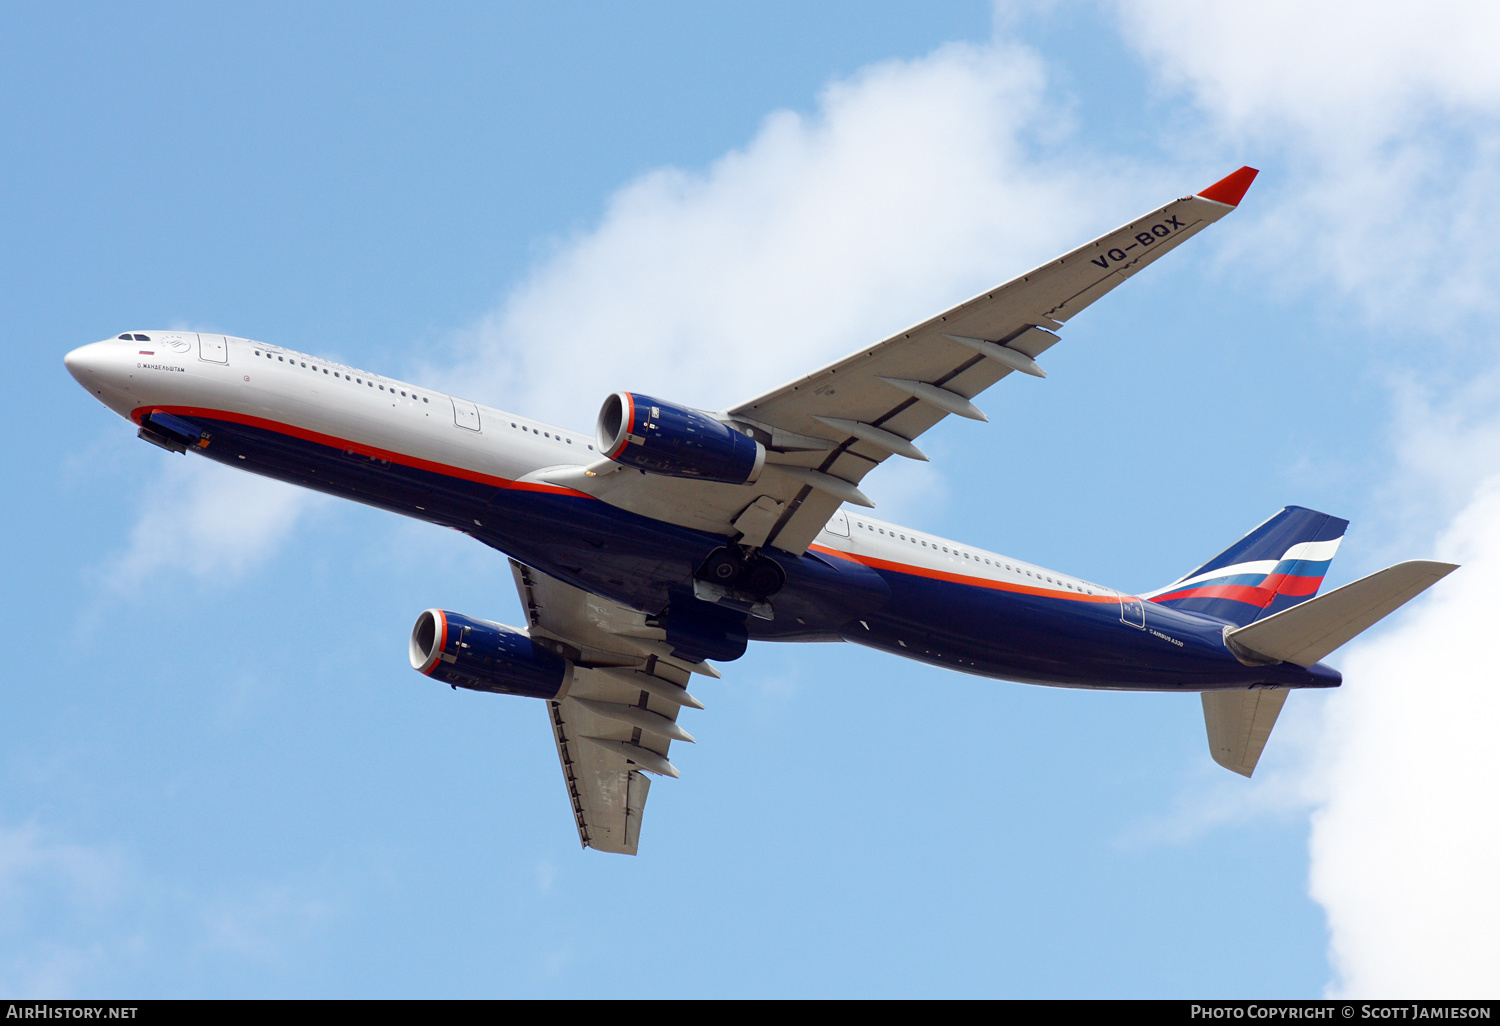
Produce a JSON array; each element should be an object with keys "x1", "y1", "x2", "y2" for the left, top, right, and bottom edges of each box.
[{"x1": 1146, "y1": 506, "x2": 1349, "y2": 626}]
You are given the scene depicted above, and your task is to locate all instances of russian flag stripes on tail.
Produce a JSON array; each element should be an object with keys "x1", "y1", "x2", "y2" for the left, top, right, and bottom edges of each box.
[{"x1": 1145, "y1": 506, "x2": 1349, "y2": 626}]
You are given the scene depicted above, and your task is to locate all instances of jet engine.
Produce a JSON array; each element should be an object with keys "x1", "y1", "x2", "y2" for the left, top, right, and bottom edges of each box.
[
  {"x1": 597, "y1": 392, "x2": 764, "y2": 485},
  {"x1": 409, "y1": 609, "x2": 570, "y2": 699}
]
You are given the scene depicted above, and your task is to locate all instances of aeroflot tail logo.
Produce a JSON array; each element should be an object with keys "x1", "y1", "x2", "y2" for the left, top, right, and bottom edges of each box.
[
  {"x1": 1148, "y1": 537, "x2": 1343, "y2": 606},
  {"x1": 1090, "y1": 215, "x2": 1187, "y2": 269}
]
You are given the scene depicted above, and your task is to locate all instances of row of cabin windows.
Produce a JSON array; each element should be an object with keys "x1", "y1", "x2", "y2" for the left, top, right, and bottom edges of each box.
[
  {"x1": 252, "y1": 349, "x2": 429, "y2": 403},
  {"x1": 508, "y1": 421, "x2": 594, "y2": 451},
  {"x1": 849, "y1": 519, "x2": 1094, "y2": 594},
  {"x1": 248, "y1": 348, "x2": 597, "y2": 449}
]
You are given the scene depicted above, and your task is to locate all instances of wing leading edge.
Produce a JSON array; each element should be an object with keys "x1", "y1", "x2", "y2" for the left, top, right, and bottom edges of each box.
[
  {"x1": 532, "y1": 169, "x2": 1256, "y2": 560},
  {"x1": 727, "y1": 167, "x2": 1259, "y2": 554}
]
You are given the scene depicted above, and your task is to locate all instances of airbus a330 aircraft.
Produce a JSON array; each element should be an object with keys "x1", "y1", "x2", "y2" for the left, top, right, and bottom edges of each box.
[{"x1": 66, "y1": 167, "x2": 1455, "y2": 854}]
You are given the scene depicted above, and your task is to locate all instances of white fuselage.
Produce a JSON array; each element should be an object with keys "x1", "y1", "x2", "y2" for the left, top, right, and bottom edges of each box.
[{"x1": 65, "y1": 330, "x2": 1115, "y2": 606}]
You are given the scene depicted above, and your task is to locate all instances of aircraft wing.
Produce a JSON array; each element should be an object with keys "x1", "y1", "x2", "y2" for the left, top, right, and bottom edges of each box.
[
  {"x1": 723, "y1": 167, "x2": 1260, "y2": 554},
  {"x1": 544, "y1": 168, "x2": 1256, "y2": 555},
  {"x1": 509, "y1": 559, "x2": 710, "y2": 855}
]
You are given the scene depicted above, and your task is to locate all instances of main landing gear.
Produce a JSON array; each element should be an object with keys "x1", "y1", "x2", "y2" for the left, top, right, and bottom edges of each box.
[{"x1": 696, "y1": 546, "x2": 785, "y2": 598}]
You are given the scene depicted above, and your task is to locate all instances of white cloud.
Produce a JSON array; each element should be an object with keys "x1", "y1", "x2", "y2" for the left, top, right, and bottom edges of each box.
[
  {"x1": 105, "y1": 456, "x2": 324, "y2": 590},
  {"x1": 1115, "y1": 0, "x2": 1500, "y2": 996},
  {"x1": 1310, "y1": 480, "x2": 1500, "y2": 998},
  {"x1": 0, "y1": 821, "x2": 127, "y2": 995},
  {"x1": 1117, "y1": 1, "x2": 1500, "y2": 145},
  {"x1": 201, "y1": 881, "x2": 335, "y2": 962},
  {"x1": 1115, "y1": 0, "x2": 1500, "y2": 331},
  {"x1": 439, "y1": 40, "x2": 1123, "y2": 429},
  {"x1": 108, "y1": 36, "x2": 1129, "y2": 588}
]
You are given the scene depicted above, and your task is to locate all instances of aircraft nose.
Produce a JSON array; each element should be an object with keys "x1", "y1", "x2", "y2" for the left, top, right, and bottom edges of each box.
[
  {"x1": 63, "y1": 339, "x2": 126, "y2": 387},
  {"x1": 64, "y1": 340, "x2": 113, "y2": 386}
]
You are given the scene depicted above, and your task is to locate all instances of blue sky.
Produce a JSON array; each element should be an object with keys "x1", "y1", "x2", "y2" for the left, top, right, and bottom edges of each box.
[{"x1": 5, "y1": 1, "x2": 1497, "y2": 997}]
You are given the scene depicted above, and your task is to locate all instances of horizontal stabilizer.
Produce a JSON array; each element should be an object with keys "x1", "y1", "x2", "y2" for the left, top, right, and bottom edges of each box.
[
  {"x1": 1226, "y1": 560, "x2": 1457, "y2": 667},
  {"x1": 1202, "y1": 688, "x2": 1288, "y2": 777}
]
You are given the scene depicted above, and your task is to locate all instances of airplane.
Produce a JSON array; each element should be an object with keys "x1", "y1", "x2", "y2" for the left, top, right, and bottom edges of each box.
[{"x1": 64, "y1": 166, "x2": 1456, "y2": 855}]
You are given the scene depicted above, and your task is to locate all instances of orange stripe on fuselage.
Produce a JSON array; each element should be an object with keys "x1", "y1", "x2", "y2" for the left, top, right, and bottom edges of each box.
[
  {"x1": 140, "y1": 405, "x2": 1121, "y2": 605},
  {"x1": 132, "y1": 405, "x2": 592, "y2": 500},
  {"x1": 808, "y1": 542, "x2": 1120, "y2": 603}
]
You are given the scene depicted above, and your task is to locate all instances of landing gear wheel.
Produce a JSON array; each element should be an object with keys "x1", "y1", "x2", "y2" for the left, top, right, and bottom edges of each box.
[
  {"x1": 744, "y1": 556, "x2": 785, "y2": 597},
  {"x1": 701, "y1": 547, "x2": 744, "y2": 584}
]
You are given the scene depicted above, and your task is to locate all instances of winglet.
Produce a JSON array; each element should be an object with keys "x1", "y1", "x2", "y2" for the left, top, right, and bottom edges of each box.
[{"x1": 1197, "y1": 166, "x2": 1259, "y2": 207}]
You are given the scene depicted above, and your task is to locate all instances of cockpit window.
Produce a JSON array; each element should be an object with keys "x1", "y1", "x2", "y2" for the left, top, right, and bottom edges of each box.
[
  {"x1": 131, "y1": 334, "x2": 150, "y2": 342},
  {"x1": 117, "y1": 334, "x2": 131, "y2": 340}
]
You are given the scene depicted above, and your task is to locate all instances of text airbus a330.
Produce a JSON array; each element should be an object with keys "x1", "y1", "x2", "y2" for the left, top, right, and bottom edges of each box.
[{"x1": 66, "y1": 167, "x2": 1455, "y2": 854}]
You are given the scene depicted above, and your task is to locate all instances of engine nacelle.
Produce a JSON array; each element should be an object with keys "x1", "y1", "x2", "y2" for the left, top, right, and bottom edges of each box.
[
  {"x1": 409, "y1": 609, "x2": 570, "y2": 700},
  {"x1": 597, "y1": 392, "x2": 764, "y2": 485}
]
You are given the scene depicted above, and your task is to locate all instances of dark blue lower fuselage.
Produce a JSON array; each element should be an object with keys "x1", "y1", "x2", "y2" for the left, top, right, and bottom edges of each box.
[{"x1": 180, "y1": 410, "x2": 1340, "y2": 693}]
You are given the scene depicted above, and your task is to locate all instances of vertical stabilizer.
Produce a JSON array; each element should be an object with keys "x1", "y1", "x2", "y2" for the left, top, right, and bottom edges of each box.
[
  {"x1": 1202, "y1": 689, "x2": 1288, "y2": 777},
  {"x1": 1147, "y1": 507, "x2": 1348, "y2": 626}
]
